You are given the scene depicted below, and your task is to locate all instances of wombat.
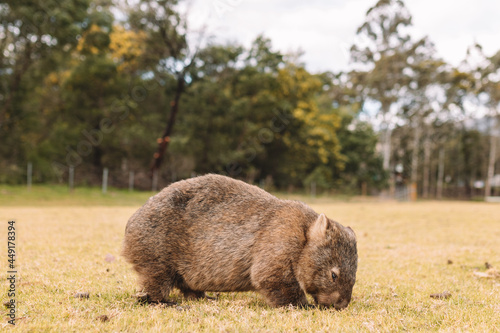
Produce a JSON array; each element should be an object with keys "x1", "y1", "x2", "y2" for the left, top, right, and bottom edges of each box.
[{"x1": 122, "y1": 174, "x2": 357, "y2": 309}]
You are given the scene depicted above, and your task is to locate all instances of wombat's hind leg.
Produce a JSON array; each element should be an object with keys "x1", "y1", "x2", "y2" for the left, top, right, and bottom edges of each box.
[
  {"x1": 179, "y1": 285, "x2": 218, "y2": 301},
  {"x1": 176, "y1": 278, "x2": 216, "y2": 301}
]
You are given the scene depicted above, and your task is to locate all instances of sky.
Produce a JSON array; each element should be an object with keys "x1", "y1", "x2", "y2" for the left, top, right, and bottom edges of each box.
[{"x1": 185, "y1": 0, "x2": 500, "y2": 73}]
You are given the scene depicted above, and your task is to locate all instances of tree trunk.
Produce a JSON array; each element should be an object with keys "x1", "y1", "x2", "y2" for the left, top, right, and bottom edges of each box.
[
  {"x1": 484, "y1": 114, "x2": 499, "y2": 198},
  {"x1": 383, "y1": 126, "x2": 395, "y2": 197},
  {"x1": 411, "y1": 120, "x2": 421, "y2": 184},
  {"x1": 361, "y1": 181, "x2": 368, "y2": 196},
  {"x1": 436, "y1": 147, "x2": 445, "y2": 199},
  {"x1": 422, "y1": 129, "x2": 431, "y2": 198},
  {"x1": 380, "y1": 109, "x2": 396, "y2": 197},
  {"x1": 379, "y1": 107, "x2": 392, "y2": 171},
  {"x1": 382, "y1": 126, "x2": 392, "y2": 171},
  {"x1": 485, "y1": 131, "x2": 497, "y2": 198},
  {"x1": 150, "y1": 75, "x2": 185, "y2": 177}
]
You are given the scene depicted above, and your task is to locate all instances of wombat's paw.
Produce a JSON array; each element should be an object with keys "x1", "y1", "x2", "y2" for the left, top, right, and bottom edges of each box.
[
  {"x1": 182, "y1": 290, "x2": 205, "y2": 300},
  {"x1": 182, "y1": 290, "x2": 217, "y2": 301},
  {"x1": 158, "y1": 300, "x2": 178, "y2": 307},
  {"x1": 133, "y1": 292, "x2": 177, "y2": 306}
]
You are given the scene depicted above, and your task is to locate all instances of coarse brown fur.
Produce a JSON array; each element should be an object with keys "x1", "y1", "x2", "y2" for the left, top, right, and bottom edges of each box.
[{"x1": 122, "y1": 174, "x2": 358, "y2": 309}]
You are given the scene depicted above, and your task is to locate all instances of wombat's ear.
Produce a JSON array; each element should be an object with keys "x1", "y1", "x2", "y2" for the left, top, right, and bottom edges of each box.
[{"x1": 309, "y1": 213, "x2": 329, "y2": 241}]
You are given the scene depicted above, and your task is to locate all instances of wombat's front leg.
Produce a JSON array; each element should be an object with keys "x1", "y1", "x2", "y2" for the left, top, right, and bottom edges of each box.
[
  {"x1": 252, "y1": 265, "x2": 308, "y2": 307},
  {"x1": 257, "y1": 283, "x2": 308, "y2": 308},
  {"x1": 137, "y1": 272, "x2": 174, "y2": 303},
  {"x1": 251, "y1": 237, "x2": 310, "y2": 308}
]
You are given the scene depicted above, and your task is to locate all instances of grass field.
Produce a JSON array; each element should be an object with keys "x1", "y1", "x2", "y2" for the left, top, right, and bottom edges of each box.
[{"x1": 1, "y1": 187, "x2": 499, "y2": 332}]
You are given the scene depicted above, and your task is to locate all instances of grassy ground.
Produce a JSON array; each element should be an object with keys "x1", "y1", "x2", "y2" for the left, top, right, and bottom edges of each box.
[{"x1": 1, "y1": 188, "x2": 499, "y2": 331}]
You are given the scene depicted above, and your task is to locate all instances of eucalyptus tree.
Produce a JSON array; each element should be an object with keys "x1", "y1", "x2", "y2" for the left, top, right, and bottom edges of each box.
[
  {"x1": 402, "y1": 38, "x2": 446, "y2": 197},
  {"x1": 451, "y1": 43, "x2": 500, "y2": 198},
  {"x1": 440, "y1": 45, "x2": 486, "y2": 198},
  {"x1": 350, "y1": 0, "x2": 415, "y2": 172},
  {"x1": 477, "y1": 47, "x2": 500, "y2": 197}
]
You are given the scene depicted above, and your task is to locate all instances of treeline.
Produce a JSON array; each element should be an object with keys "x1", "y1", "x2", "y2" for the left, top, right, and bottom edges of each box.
[
  {"x1": 1, "y1": 0, "x2": 498, "y2": 198},
  {"x1": 0, "y1": 0, "x2": 385, "y2": 193},
  {"x1": 349, "y1": 0, "x2": 500, "y2": 199}
]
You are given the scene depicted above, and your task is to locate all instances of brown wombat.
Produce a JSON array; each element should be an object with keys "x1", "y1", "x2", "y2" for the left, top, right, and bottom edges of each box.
[{"x1": 122, "y1": 174, "x2": 357, "y2": 309}]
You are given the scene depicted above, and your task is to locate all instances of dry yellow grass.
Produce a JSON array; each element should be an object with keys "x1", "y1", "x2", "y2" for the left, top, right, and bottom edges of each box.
[{"x1": 1, "y1": 201, "x2": 500, "y2": 332}]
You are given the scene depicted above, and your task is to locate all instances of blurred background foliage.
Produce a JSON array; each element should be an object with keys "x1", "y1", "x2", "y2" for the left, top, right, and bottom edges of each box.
[{"x1": 0, "y1": 0, "x2": 498, "y2": 198}]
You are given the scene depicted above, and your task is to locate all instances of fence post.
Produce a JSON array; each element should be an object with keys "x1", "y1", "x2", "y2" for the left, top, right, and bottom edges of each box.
[
  {"x1": 410, "y1": 182, "x2": 417, "y2": 202},
  {"x1": 129, "y1": 171, "x2": 134, "y2": 192},
  {"x1": 102, "y1": 168, "x2": 108, "y2": 194},
  {"x1": 27, "y1": 162, "x2": 33, "y2": 191},
  {"x1": 69, "y1": 166, "x2": 75, "y2": 192}
]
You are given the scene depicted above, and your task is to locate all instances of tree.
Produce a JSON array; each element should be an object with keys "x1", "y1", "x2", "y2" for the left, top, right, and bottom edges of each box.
[
  {"x1": 476, "y1": 46, "x2": 500, "y2": 198},
  {"x1": 437, "y1": 63, "x2": 476, "y2": 198},
  {"x1": 0, "y1": 0, "x2": 90, "y2": 183},
  {"x1": 172, "y1": 43, "x2": 246, "y2": 176},
  {"x1": 126, "y1": 0, "x2": 198, "y2": 182},
  {"x1": 276, "y1": 64, "x2": 345, "y2": 189},
  {"x1": 174, "y1": 37, "x2": 347, "y2": 189},
  {"x1": 323, "y1": 71, "x2": 387, "y2": 194},
  {"x1": 402, "y1": 38, "x2": 446, "y2": 197},
  {"x1": 350, "y1": 0, "x2": 415, "y2": 172},
  {"x1": 450, "y1": 43, "x2": 498, "y2": 198}
]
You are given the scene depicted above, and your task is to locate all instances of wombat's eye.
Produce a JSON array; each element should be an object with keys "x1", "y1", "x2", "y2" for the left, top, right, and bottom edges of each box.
[{"x1": 331, "y1": 272, "x2": 338, "y2": 281}]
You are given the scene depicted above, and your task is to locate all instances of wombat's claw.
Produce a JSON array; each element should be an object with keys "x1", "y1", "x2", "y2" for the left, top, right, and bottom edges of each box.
[
  {"x1": 133, "y1": 292, "x2": 177, "y2": 306},
  {"x1": 205, "y1": 295, "x2": 217, "y2": 301},
  {"x1": 159, "y1": 300, "x2": 178, "y2": 307},
  {"x1": 146, "y1": 300, "x2": 178, "y2": 307}
]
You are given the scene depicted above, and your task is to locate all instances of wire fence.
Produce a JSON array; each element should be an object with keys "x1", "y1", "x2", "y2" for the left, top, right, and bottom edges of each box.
[{"x1": 20, "y1": 162, "x2": 500, "y2": 201}]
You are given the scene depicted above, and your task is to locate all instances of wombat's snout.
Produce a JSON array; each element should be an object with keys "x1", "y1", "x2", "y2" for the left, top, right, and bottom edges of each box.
[
  {"x1": 333, "y1": 296, "x2": 350, "y2": 310},
  {"x1": 315, "y1": 291, "x2": 351, "y2": 310}
]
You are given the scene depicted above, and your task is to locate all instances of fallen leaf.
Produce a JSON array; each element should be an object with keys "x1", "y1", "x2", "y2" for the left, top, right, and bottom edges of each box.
[
  {"x1": 473, "y1": 269, "x2": 500, "y2": 279},
  {"x1": 430, "y1": 291, "x2": 451, "y2": 299},
  {"x1": 74, "y1": 292, "x2": 90, "y2": 299},
  {"x1": 96, "y1": 315, "x2": 109, "y2": 322},
  {"x1": 105, "y1": 254, "x2": 116, "y2": 263}
]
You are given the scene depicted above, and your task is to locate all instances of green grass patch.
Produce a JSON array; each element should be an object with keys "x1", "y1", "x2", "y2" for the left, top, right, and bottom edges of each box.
[{"x1": 0, "y1": 185, "x2": 154, "y2": 206}]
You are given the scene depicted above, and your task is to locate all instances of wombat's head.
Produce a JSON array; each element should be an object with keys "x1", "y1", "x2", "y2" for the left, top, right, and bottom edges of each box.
[{"x1": 296, "y1": 214, "x2": 358, "y2": 310}]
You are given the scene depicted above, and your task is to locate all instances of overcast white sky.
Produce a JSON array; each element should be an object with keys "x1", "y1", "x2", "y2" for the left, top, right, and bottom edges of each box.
[{"x1": 186, "y1": 0, "x2": 500, "y2": 73}]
